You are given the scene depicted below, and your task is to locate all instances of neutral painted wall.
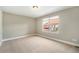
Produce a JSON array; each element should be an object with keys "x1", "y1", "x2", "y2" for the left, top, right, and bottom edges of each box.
[
  {"x1": 3, "y1": 12, "x2": 36, "y2": 39},
  {"x1": 36, "y1": 7, "x2": 79, "y2": 44},
  {"x1": 0, "y1": 11, "x2": 3, "y2": 42}
]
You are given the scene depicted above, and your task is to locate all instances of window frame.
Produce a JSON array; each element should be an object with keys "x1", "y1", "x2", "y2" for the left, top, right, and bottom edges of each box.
[{"x1": 42, "y1": 16, "x2": 60, "y2": 34}]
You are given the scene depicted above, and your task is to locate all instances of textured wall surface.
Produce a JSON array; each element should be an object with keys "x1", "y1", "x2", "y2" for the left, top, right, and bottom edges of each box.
[{"x1": 3, "y1": 12, "x2": 36, "y2": 39}]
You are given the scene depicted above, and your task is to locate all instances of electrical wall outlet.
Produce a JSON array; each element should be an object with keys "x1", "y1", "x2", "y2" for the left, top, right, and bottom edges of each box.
[{"x1": 72, "y1": 39, "x2": 77, "y2": 42}]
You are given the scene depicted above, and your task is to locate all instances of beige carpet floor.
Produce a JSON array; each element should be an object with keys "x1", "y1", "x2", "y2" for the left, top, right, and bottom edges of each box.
[{"x1": 0, "y1": 36, "x2": 79, "y2": 53}]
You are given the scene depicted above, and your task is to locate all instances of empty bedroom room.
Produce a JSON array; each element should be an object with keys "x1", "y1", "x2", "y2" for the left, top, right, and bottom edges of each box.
[{"x1": 0, "y1": 6, "x2": 79, "y2": 53}]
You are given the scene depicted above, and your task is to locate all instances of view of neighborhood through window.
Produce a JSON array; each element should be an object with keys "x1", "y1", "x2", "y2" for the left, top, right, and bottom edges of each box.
[{"x1": 42, "y1": 16, "x2": 60, "y2": 32}]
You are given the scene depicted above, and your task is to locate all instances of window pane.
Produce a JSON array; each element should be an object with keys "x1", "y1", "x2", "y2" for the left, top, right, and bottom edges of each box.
[{"x1": 42, "y1": 16, "x2": 60, "y2": 32}]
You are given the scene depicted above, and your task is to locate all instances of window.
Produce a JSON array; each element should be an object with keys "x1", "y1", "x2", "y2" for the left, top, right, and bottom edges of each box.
[{"x1": 42, "y1": 16, "x2": 60, "y2": 33}]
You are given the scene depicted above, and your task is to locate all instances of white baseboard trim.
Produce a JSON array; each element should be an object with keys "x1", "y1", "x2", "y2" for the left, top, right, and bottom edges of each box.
[
  {"x1": 2, "y1": 33, "x2": 79, "y2": 47},
  {"x1": 2, "y1": 34, "x2": 36, "y2": 42},
  {"x1": 37, "y1": 34, "x2": 79, "y2": 47}
]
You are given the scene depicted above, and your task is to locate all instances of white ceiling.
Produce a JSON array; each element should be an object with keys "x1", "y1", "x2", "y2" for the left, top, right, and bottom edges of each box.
[{"x1": 0, "y1": 6, "x2": 73, "y2": 18}]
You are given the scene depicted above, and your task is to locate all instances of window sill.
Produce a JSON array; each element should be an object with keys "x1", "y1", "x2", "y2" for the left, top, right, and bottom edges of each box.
[{"x1": 42, "y1": 30, "x2": 59, "y2": 34}]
